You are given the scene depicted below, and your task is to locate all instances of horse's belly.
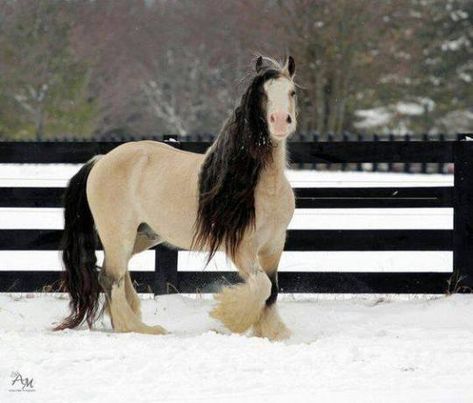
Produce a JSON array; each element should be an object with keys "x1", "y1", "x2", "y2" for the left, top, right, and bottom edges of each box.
[
  {"x1": 136, "y1": 149, "x2": 202, "y2": 250},
  {"x1": 149, "y1": 207, "x2": 197, "y2": 250}
]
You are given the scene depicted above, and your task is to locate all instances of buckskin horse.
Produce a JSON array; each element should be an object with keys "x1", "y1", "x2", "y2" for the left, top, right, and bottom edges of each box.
[{"x1": 55, "y1": 56, "x2": 298, "y2": 341}]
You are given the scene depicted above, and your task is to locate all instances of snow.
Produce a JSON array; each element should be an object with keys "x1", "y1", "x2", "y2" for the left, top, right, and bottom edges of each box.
[
  {"x1": 354, "y1": 101, "x2": 431, "y2": 130},
  {"x1": 0, "y1": 207, "x2": 453, "y2": 230},
  {"x1": 459, "y1": 72, "x2": 472, "y2": 83},
  {"x1": 438, "y1": 110, "x2": 473, "y2": 134},
  {"x1": 396, "y1": 102, "x2": 424, "y2": 116},
  {"x1": 354, "y1": 107, "x2": 392, "y2": 129},
  {"x1": 0, "y1": 164, "x2": 454, "y2": 188},
  {"x1": 1, "y1": 165, "x2": 469, "y2": 401},
  {"x1": 441, "y1": 36, "x2": 470, "y2": 52},
  {"x1": 450, "y1": 9, "x2": 469, "y2": 22},
  {"x1": 1, "y1": 293, "x2": 472, "y2": 402}
]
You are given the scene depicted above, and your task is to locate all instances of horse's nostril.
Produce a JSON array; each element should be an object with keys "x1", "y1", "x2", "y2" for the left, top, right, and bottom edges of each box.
[
  {"x1": 270, "y1": 114, "x2": 276, "y2": 123},
  {"x1": 287, "y1": 115, "x2": 292, "y2": 124}
]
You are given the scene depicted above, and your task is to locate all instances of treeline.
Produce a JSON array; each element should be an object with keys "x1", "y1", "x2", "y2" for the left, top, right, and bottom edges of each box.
[{"x1": 0, "y1": 0, "x2": 471, "y2": 140}]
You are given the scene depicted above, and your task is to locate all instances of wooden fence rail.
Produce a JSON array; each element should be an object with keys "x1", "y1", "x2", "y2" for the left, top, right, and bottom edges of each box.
[{"x1": 0, "y1": 140, "x2": 472, "y2": 294}]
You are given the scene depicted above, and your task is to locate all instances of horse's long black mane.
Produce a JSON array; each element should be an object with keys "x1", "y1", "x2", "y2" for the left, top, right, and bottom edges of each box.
[{"x1": 192, "y1": 68, "x2": 282, "y2": 262}]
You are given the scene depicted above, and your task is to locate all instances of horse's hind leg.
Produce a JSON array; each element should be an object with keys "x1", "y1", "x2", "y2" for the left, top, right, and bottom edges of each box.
[
  {"x1": 101, "y1": 263, "x2": 138, "y2": 320},
  {"x1": 124, "y1": 272, "x2": 141, "y2": 319},
  {"x1": 252, "y1": 244, "x2": 290, "y2": 341},
  {"x1": 210, "y1": 244, "x2": 271, "y2": 334},
  {"x1": 99, "y1": 226, "x2": 166, "y2": 335},
  {"x1": 124, "y1": 224, "x2": 162, "y2": 319}
]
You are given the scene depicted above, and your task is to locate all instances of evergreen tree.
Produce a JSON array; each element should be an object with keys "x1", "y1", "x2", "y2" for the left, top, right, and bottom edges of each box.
[{"x1": 414, "y1": 0, "x2": 473, "y2": 133}]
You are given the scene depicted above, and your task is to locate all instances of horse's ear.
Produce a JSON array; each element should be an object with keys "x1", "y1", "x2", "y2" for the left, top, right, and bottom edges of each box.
[
  {"x1": 285, "y1": 56, "x2": 296, "y2": 78},
  {"x1": 255, "y1": 56, "x2": 264, "y2": 73}
]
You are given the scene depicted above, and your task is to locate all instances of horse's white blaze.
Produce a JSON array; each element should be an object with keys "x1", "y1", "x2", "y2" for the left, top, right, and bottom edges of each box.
[{"x1": 264, "y1": 77, "x2": 296, "y2": 140}]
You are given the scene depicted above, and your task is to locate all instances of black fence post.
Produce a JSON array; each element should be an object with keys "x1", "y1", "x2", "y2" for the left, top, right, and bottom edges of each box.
[
  {"x1": 438, "y1": 134, "x2": 445, "y2": 174},
  {"x1": 312, "y1": 132, "x2": 319, "y2": 171},
  {"x1": 452, "y1": 140, "x2": 473, "y2": 292},
  {"x1": 388, "y1": 134, "x2": 395, "y2": 172},
  {"x1": 154, "y1": 245, "x2": 179, "y2": 295},
  {"x1": 404, "y1": 134, "x2": 411, "y2": 173},
  {"x1": 357, "y1": 134, "x2": 363, "y2": 171},
  {"x1": 297, "y1": 133, "x2": 306, "y2": 169},
  {"x1": 327, "y1": 133, "x2": 334, "y2": 171},
  {"x1": 373, "y1": 134, "x2": 379, "y2": 172},
  {"x1": 421, "y1": 133, "x2": 428, "y2": 173},
  {"x1": 341, "y1": 132, "x2": 348, "y2": 171}
]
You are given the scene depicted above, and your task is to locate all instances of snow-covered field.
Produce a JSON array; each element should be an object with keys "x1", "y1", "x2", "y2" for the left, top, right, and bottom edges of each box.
[
  {"x1": 1, "y1": 293, "x2": 472, "y2": 402},
  {"x1": 1, "y1": 165, "x2": 472, "y2": 402}
]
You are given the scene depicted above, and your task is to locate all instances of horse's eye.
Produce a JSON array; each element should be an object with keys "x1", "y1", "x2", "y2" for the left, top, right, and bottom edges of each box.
[{"x1": 290, "y1": 90, "x2": 296, "y2": 97}]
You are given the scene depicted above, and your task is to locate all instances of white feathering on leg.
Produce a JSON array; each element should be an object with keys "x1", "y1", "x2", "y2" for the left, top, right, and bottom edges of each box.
[
  {"x1": 210, "y1": 271, "x2": 271, "y2": 333},
  {"x1": 253, "y1": 305, "x2": 291, "y2": 341}
]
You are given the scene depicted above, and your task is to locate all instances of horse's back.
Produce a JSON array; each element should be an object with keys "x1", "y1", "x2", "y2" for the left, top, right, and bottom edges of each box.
[
  {"x1": 97, "y1": 140, "x2": 203, "y2": 166},
  {"x1": 88, "y1": 139, "x2": 203, "y2": 186}
]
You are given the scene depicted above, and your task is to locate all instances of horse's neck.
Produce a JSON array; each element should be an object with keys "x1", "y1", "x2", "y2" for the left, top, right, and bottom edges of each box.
[{"x1": 259, "y1": 141, "x2": 287, "y2": 192}]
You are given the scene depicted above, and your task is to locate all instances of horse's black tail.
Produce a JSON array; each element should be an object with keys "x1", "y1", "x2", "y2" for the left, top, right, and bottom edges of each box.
[{"x1": 54, "y1": 157, "x2": 101, "y2": 331}]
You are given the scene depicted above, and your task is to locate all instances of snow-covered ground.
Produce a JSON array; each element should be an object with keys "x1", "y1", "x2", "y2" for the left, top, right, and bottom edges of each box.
[
  {"x1": 2, "y1": 165, "x2": 471, "y2": 402},
  {"x1": 1, "y1": 293, "x2": 472, "y2": 402}
]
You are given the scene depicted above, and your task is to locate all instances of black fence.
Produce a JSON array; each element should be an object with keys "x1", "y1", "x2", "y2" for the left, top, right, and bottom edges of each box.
[
  {"x1": 11, "y1": 132, "x2": 468, "y2": 174},
  {"x1": 0, "y1": 139, "x2": 472, "y2": 294}
]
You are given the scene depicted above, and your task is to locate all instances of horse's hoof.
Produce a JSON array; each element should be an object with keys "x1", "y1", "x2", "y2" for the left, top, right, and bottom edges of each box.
[
  {"x1": 146, "y1": 324, "x2": 168, "y2": 335},
  {"x1": 252, "y1": 307, "x2": 291, "y2": 341},
  {"x1": 115, "y1": 323, "x2": 168, "y2": 335},
  {"x1": 209, "y1": 327, "x2": 231, "y2": 335},
  {"x1": 253, "y1": 324, "x2": 291, "y2": 341}
]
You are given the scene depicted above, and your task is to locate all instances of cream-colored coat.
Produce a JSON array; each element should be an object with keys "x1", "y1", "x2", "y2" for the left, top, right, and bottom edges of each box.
[
  {"x1": 86, "y1": 139, "x2": 295, "y2": 339},
  {"x1": 85, "y1": 56, "x2": 297, "y2": 339}
]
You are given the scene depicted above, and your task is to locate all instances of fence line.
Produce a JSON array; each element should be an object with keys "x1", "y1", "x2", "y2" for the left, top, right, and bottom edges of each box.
[
  {"x1": 3, "y1": 132, "x2": 468, "y2": 174},
  {"x1": 0, "y1": 139, "x2": 471, "y2": 294}
]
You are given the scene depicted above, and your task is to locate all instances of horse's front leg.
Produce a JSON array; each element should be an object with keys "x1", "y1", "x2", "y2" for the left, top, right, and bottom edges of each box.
[
  {"x1": 253, "y1": 240, "x2": 291, "y2": 341},
  {"x1": 210, "y1": 244, "x2": 272, "y2": 334}
]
